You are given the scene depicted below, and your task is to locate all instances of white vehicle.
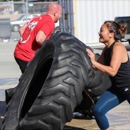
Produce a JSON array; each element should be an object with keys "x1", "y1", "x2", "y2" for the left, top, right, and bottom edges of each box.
[
  {"x1": 10, "y1": 14, "x2": 34, "y2": 32},
  {"x1": 115, "y1": 16, "x2": 130, "y2": 44},
  {"x1": 11, "y1": 14, "x2": 59, "y2": 32}
]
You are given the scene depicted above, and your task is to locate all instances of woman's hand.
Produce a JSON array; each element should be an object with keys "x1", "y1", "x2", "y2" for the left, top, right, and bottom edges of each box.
[
  {"x1": 86, "y1": 49, "x2": 95, "y2": 62},
  {"x1": 86, "y1": 48, "x2": 97, "y2": 68}
]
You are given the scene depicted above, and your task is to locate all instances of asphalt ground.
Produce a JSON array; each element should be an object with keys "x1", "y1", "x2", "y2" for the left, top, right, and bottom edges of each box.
[{"x1": 0, "y1": 41, "x2": 130, "y2": 130}]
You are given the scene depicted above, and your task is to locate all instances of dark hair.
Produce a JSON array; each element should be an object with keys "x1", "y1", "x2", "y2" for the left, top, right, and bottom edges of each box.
[{"x1": 104, "y1": 21, "x2": 123, "y2": 40}]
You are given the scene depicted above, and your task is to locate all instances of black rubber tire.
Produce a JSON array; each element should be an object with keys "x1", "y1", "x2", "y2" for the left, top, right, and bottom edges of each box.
[
  {"x1": 74, "y1": 54, "x2": 111, "y2": 117},
  {"x1": 5, "y1": 87, "x2": 16, "y2": 104},
  {"x1": 86, "y1": 53, "x2": 111, "y2": 97},
  {"x1": 2, "y1": 32, "x2": 111, "y2": 130},
  {"x1": 2, "y1": 32, "x2": 91, "y2": 130},
  {"x1": 53, "y1": 26, "x2": 60, "y2": 33},
  {"x1": 2, "y1": 41, "x2": 55, "y2": 130}
]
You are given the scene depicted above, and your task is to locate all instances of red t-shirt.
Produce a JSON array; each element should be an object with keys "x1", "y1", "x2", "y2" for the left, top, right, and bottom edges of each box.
[{"x1": 14, "y1": 14, "x2": 55, "y2": 62}]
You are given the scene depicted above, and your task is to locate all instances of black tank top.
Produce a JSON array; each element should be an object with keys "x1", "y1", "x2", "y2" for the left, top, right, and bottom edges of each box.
[{"x1": 104, "y1": 41, "x2": 130, "y2": 88}]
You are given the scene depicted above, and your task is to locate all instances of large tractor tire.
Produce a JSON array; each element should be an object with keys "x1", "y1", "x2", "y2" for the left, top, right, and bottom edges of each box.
[
  {"x1": 74, "y1": 54, "x2": 111, "y2": 117},
  {"x1": 2, "y1": 32, "x2": 111, "y2": 130}
]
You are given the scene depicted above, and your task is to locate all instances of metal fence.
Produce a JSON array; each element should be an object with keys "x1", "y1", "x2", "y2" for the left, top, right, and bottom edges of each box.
[
  {"x1": 0, "y1": 1, "x2": 51, "y2": 19},
  {"x1": 0, "y1": 1, "x2": 52, "y2": 41}
]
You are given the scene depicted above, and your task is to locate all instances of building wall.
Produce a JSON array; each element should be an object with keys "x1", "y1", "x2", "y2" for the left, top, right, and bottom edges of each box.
[{"x1": 73, "y1": 0, "x2": 130, "y2": 44}]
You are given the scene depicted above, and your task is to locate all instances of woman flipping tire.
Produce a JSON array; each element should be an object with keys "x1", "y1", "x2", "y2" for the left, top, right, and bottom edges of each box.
[{"x1": 2, "y1": 32, "x2": 110, "y2": 130}]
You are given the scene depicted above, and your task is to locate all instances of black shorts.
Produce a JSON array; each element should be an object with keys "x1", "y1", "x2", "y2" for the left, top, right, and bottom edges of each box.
[
  {"x1": 118, "y1": 87, "x2": 130, "y2": 95},
  {"x1": 14, "y1": 57, "x2": 28, "y2": 73}
]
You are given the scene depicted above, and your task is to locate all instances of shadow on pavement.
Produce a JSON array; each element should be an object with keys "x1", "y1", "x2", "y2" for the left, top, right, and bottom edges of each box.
[
  {"x1": 0, "y1": 101, "x2": 6, "y2": 128},
  {"x1": 64, "y1": 126, "x2": 86, "y2": 130},
  {"x1": 0, "y1": 77, "x2": 19, "y2": 86}
]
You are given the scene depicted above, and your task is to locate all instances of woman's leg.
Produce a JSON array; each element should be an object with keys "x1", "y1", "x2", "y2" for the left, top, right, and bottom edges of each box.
[{"x1": 93, "y1": 87, "x2": 125, "y2": 130}]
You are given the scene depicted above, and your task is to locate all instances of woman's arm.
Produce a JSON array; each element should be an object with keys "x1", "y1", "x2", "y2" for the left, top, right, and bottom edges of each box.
[
  {"x1": 86, "y1": 43, "x2": 127, "y2": 76},
  {"x1": 97, "y1": 47, "x2": 106, "y2": 64}
]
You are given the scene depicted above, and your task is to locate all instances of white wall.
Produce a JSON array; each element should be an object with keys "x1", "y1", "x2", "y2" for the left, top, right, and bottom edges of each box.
[{"x1": 73, "y1": 0, "x2": 130, "y2": 44}]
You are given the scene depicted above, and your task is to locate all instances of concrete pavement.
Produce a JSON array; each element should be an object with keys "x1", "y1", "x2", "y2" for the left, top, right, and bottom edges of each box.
[{"x1": 0, "y1": 40, "x2": 130, "y2": 130}]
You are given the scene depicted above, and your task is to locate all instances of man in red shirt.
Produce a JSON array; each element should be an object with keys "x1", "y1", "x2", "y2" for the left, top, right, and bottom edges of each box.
[{"x1": 14, "y1": 3, "x2": 62, "y2": 73}]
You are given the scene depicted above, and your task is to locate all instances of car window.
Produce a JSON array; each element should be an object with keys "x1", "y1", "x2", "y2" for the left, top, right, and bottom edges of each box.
[
  {"x1": 115, "y1": 17, "x2": 130, "y2": 34},
  {"x1": 16, "y1": 15, "x2": 24, "y2": 21},
  {"x1": 23, "y1": 18, "x2": 31, "y2": 21}
]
